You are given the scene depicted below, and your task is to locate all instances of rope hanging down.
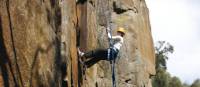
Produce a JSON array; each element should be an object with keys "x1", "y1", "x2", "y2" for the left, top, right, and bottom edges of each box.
[{"x1": 106, "y1": 0, "x2": 117, "y2": 87}]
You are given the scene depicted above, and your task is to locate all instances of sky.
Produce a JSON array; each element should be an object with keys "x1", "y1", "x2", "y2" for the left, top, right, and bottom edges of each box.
[{"x1": 145, "y1": 0, "x2": 200, "y2": 84}]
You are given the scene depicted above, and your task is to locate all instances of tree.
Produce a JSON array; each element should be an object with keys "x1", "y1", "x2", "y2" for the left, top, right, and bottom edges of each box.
[
  {"x1": 152, "y1": 69, "x2": 171, "y2": 87},
  {"x1": 182, "y1": 83, "x2": 190, "y2": 87},
  {"x1": 152, "y1": 41, "x2": 174, "y2": 87},
  {"x1": 155, "y1": 41, "x2": 174, "y2": 71},
  {"x1": 191, "y1": 79, "x2": 200, "y2": 87},
  {"x1": 169, "y1": 76, "x2": 182, "y2": 87},
  {"x1": 152, "y1": 41, "x2": 200, "y2": 87}
]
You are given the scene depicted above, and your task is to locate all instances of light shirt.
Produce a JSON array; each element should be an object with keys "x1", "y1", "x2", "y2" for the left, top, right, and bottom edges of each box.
[{"x1": 108, "y1": 33, "x2": 124, "y2": 50}]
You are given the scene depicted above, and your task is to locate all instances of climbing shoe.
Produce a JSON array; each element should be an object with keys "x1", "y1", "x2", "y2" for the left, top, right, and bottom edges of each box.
[{"x1": 78, "y1": 47, "x2": 84, "y2": 57}]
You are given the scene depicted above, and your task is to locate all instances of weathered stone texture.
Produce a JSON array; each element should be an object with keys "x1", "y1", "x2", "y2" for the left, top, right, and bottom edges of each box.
[
  {"x1": 0, "y1": 0, "x2": 155, "y2": 87},
  {"x1": 77, "y1": 0, "x2": 155, "y2": 87}
]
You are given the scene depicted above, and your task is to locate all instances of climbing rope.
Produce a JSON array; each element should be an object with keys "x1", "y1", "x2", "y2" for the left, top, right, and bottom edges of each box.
[
  {"x1": 106, "y1": 23, "x2": 117, "y2": 87},
  {"x1": 106, "y1": 20, "x2": 116, "y2": 87},
  {"x1": 106, "y1": 0, "x2": 117, "y2": 87}
]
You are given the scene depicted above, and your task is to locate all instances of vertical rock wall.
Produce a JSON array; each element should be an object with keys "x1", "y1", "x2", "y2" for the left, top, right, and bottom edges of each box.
[
  {"x1": 77, "y1": 0, "x2": 155, "y2": 87},
  {"x1": 0, "y1": 0, "x2": 155, "y2": 87},
  {"x1": 0, "y1": 0, "x2": 78, "y2": 86}
]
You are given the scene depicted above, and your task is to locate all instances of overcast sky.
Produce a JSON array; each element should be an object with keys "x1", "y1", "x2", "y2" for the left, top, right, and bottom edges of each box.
[{"x1": 146, "y1": 0, "x2": 200, "y2": 84}]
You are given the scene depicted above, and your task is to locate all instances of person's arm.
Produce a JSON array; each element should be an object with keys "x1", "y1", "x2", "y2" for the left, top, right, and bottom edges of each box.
[
  {"x1": 108, "y1": 32, "x2": 112, "y2": 39},
  {"x1": 108, "y1": 33, "x2": 121, "y2": 40},
  {"x1": 106, "y1": 27, "x2": 121, "y2": 40},
  {"x1": 107, "y1": 27, "x2": 112, "y2": 39},
  {"x1": 111, "y1": 36, "x2": 121, "y2": 40}
]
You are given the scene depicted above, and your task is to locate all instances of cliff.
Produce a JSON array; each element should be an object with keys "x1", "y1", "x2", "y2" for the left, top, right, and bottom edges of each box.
[{"x1": 0, "y1": 0, "x2": 155, "y2": 87}]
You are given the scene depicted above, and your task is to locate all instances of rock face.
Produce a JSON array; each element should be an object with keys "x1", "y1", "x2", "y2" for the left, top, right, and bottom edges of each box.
[{"x1": 0, "y1": 0, "x2": 155, "y2": 87}]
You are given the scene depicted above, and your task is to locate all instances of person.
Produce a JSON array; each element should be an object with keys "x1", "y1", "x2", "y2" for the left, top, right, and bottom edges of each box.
[{"x1": 78, "y1": 27, "x2": 126, "y2": 67}]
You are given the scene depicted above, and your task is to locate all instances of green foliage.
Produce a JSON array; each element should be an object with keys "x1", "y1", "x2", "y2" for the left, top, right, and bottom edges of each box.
[
  {"x1": 191, "y1": 79, "x2": 200, "y2": 87},
  {"x1": 152, "y1": 41, "x2": 200, "y2": 87},
  {"x1": 152, "y1": 68, "x2": 171, "y2": 87},
  {"x1": 183, "y1": 83, "x2": 190, "y2": 87},
  {"x1": 155, "y1": 41, "x2": 174, "y2": 71},
  {"x1": 152, "y1": 41, "x2": 174, "y2": 87},
  {"x1": 169, "y1": 76, "x2": 182, "y2": 87}
]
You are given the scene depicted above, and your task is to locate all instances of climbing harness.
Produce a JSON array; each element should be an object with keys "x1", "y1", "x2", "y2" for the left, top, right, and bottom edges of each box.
[{"x1": 106, "y1": 1, "x2": 117, "y2": 87}]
